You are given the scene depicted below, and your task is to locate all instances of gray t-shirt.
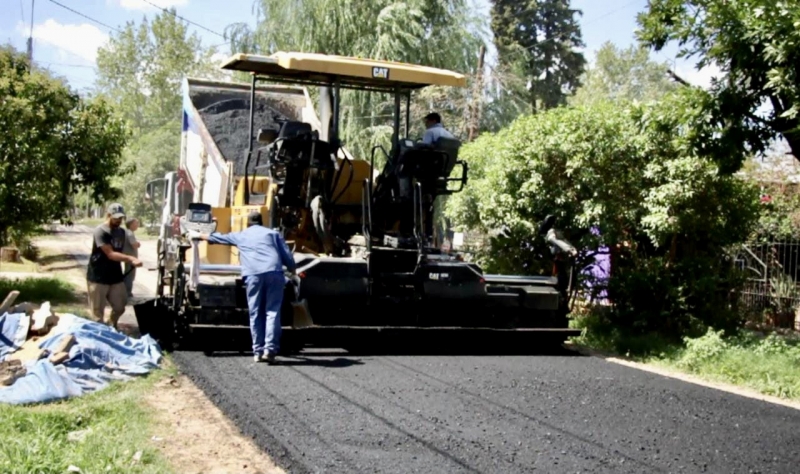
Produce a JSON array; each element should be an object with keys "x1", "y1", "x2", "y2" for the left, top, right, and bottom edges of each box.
[
  {"x1": 87, "y1": 223, "x2": 126, "y2": 284},
  {"x1": 123, "y1": 229, "x2": 138, "y2": 258}
]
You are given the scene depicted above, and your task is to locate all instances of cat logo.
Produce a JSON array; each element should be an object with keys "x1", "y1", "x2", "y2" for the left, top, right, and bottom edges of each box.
[{"x1": 372, "y1": 67, "x2": 389, "y2": 79}]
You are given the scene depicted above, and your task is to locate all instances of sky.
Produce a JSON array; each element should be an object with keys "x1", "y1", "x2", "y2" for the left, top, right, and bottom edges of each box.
[{"x1": 1, "y1": 0, "x2": 721, "y2": 94}]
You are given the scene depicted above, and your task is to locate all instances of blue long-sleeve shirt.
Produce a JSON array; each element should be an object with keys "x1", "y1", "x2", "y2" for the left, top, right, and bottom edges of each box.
[
  {"x1": 207, "y1": 225, "x2": 296, "y2": 277},
  {"x1": 422, "y1": 123, "x2": 455, "y2": 145}
]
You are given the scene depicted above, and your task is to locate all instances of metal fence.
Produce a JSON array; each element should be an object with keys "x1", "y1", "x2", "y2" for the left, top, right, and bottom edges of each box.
[
  {"x1": 451, "y1": 229, "x2": 800, "y2": 329},
  {"x1": 734, "y1": 238, "x2": 800, "y2": 329}
]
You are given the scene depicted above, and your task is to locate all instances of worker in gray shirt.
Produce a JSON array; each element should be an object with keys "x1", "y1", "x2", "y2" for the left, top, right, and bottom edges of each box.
[
  {"x1": 123, "y1": 217, "x2": 141, "y2": 298},
  {"x1": 86, "y1": 203, "x2": 142, "y2": 328},
  {"x1": 189, "y1": 211, "x2": 296, "y2": 364}
]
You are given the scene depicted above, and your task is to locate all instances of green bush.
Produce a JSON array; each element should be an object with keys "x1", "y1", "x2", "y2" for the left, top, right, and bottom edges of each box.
[
  {"x1": 446, "y1": 91, "x2": 760, "y2": 341},
  {"x1": 675, "y1": 328, "x2": 729, "y2": 371}
]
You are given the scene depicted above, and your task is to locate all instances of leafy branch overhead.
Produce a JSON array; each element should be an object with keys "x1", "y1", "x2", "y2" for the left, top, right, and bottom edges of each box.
[{"x1": 636, "y1": 0, "x2": 800, "y2": 163}]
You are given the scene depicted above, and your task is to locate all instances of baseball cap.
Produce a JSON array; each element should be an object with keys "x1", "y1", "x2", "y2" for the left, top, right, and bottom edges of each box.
[
  {"x1": 247, "y1": 211, "x2": 263, "y2": 226},
  {"x1": 107, "y1": 203, "x2": 125, "y2": 219}
]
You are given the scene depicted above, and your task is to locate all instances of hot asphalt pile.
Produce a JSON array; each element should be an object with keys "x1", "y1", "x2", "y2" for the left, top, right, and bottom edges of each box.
[
  {"x1": 173, "y1": 349, "x2": 800, "y2": 474},
  {"x1": 192, "y1": 89, "x2": 305, "y2": 176}
]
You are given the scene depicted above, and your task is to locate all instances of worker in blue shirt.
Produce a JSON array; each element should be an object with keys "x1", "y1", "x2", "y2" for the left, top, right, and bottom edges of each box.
[
  {"x1": 189, "y1": 211, "x2": 296, "y2": 364},
  {"x1": 421, "y1": 112, "x2": 454, "y2": 145}
]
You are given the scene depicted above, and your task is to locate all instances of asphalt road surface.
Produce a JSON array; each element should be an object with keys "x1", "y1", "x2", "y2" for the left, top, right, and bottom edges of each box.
[{"x1": 173, "y1": 348, "x2": 800, "y2": 474}]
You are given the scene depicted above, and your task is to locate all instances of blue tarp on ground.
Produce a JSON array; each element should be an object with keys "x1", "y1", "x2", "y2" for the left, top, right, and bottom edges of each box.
[
  {"x1": 0, "y1": 313, "x2": 162, "y2": 405},
  {"x1": 0, "y1": 311, "x2": 29, "y2": 361}
]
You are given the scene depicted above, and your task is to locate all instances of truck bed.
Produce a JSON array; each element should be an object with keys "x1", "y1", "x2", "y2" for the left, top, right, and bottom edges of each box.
[{"x1": 188, "y1": 81, "x2": 311, "y2": 177}]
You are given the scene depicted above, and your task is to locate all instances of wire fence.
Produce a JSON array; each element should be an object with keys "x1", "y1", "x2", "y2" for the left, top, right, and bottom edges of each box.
[{"x1": 734, "y1": 237, "x2": 800, "y2": 330}]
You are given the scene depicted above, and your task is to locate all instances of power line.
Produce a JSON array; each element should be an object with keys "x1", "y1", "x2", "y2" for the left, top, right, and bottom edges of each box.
[
  {"x1": 138, "y1": 0, "x2": 226, "y2": 38},
  {"x1": 47, "y1": 0, "x2": 122, "y2": 33},
  {"x1": 42, "y1": 62, "x2": 97, "y2": 69}
]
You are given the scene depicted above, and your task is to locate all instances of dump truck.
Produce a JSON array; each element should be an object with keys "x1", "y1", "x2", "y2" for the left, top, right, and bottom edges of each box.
[{"x1": 135, "y1": 53, "x2": 581, "y2": 353}]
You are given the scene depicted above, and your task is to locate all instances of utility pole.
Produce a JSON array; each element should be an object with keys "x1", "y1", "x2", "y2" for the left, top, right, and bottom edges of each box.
[
  {"x1": 26, "y1": 0, "x2": 35, "y2": 64},
  {"x1": 467, "y1": 45, "x2": 486, "y2": 142}
]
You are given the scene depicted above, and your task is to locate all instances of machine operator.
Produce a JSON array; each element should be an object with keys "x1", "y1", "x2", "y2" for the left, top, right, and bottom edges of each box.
[
  {"x1": 421, "y1": 112, "x2": 454, "y2": 145},
  {"x1": 189, "y1": 211, "x2": 297, "y2": 364}
]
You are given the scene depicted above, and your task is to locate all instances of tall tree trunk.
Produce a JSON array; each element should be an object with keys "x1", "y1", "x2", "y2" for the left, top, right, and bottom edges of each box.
[{"x1": 783, "y1": 129, "x2": 800, "y2": 163}]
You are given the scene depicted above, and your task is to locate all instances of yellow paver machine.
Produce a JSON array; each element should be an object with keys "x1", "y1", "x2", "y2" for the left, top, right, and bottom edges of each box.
[{"x1": 135, "y1": 52, "x2": 581, "y2": 353}]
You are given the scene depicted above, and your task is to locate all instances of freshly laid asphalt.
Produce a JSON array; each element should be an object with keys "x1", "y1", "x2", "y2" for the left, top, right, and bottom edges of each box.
[{"x1": 173, "y1": 348, "x2": 800, "y2": 474}]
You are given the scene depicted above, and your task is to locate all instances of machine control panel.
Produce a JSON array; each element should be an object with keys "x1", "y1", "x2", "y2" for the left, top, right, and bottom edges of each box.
[{"x1": 179, "y1": 204, "x2": 217, "y2": 235}]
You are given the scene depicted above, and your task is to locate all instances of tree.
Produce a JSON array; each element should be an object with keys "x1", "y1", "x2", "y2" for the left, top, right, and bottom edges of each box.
[
  {"x1": 95, "y1": 9, "x2": 222, "y2": 133},
  {"x1": 479, "y1": 57, "x2": 532, "y2": 133},
  {"x1": 738, "y1": 148, "x2": 800, "y2": 241},
  {"x1": 636, "y1": 0, "x2": 800, "y2": 164},
  {"x1": 445, "y1": 90, "x2": 760, "y2": 341},
  {"x1": 113, "y1": 124, "x2": 181, "y2": 225},
  {"x1": 491, "y1": 0, "x2": 586, "y2": 112},
  {"x1": 95, "y1": 10, "x2": 222, "y2": 223},
  {"x1": 570, "y1": 41, "x2": 679, "y2": 107},
  {"x1": 225, "y1": 0, "x2": 486, "y2": 162},
  {"x1": 0, "y1": 46, "x2": 129, "y2": 244}
]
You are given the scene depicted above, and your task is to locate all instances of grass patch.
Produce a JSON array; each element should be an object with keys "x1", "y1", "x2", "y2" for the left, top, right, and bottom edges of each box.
[
  {"x1": 651, "y1": 329, "x2": 800, "y2": 400},
  {"x1": 570, "y1": 307, "x2": 800, "y2": 401},
  {"x1": 0, "y1": 367, "x2": 175, "y2": 474},
  {"x1": 76, "y1": 218, "x2": 104, "y2": 227},
  {"x1": 0, "y1": 258, "x2": 40, "y2": 274},
  {"x1": 0, "y1": 276, "x2": 79, "y2": 306},
  {"x1": 50, "y1": 305, "x2": 91, "y2": 319}
]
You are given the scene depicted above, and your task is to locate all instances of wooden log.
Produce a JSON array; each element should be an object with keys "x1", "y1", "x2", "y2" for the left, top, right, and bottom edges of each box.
[
  {"x1": 48, "y1": 352, "x2": 70, "y2": 365},
  {"x1": 0, "y1": 247, "x2": 20, "y2": 263},
  {"x1": 0, "y1": 291, "x2": 20, "y2": 314},
  {"x1": 1, "y1": 359, "x2": 28, "y2": 385}
]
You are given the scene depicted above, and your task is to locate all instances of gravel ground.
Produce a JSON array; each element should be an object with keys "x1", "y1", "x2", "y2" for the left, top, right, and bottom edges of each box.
[{"x1": 173, "y1": 348, "x2": 800, "y2": 474}]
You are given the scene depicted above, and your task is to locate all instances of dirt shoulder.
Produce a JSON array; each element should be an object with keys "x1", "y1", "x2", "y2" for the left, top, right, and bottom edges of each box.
[{"x1": 147, "y1": 370, "x2": 285, "y2": 474}]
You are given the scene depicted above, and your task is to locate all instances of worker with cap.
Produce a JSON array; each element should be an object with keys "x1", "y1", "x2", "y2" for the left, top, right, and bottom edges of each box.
[
  {"x1": 86, "y1": 203, "x2": 143, "y2": 329},
  {"x1": 189, "y1": 211, "x2": 297, "y2": 364}
]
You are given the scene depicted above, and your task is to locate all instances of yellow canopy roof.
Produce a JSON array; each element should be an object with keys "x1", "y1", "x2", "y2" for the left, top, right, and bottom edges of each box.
[{"x1": 220, "y1": 52, "x2": 467, "y2": 90}]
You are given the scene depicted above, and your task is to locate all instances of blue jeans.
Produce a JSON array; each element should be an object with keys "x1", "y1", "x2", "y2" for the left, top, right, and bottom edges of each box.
[{"x1": 243, "y1": 271, "x2": 284, "y2": 355}]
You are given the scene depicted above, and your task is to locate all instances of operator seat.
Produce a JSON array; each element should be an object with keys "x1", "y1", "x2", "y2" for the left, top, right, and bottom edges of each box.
[
  {"x1": 433, "y1": 137, "x2": 461, "y2": 176},
  {"x1": 278, "y1": 121, "x2": 312, "y2": 139},
  {"x1": 394, "y1": 137, "x2": 461, "y2": 199}
]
